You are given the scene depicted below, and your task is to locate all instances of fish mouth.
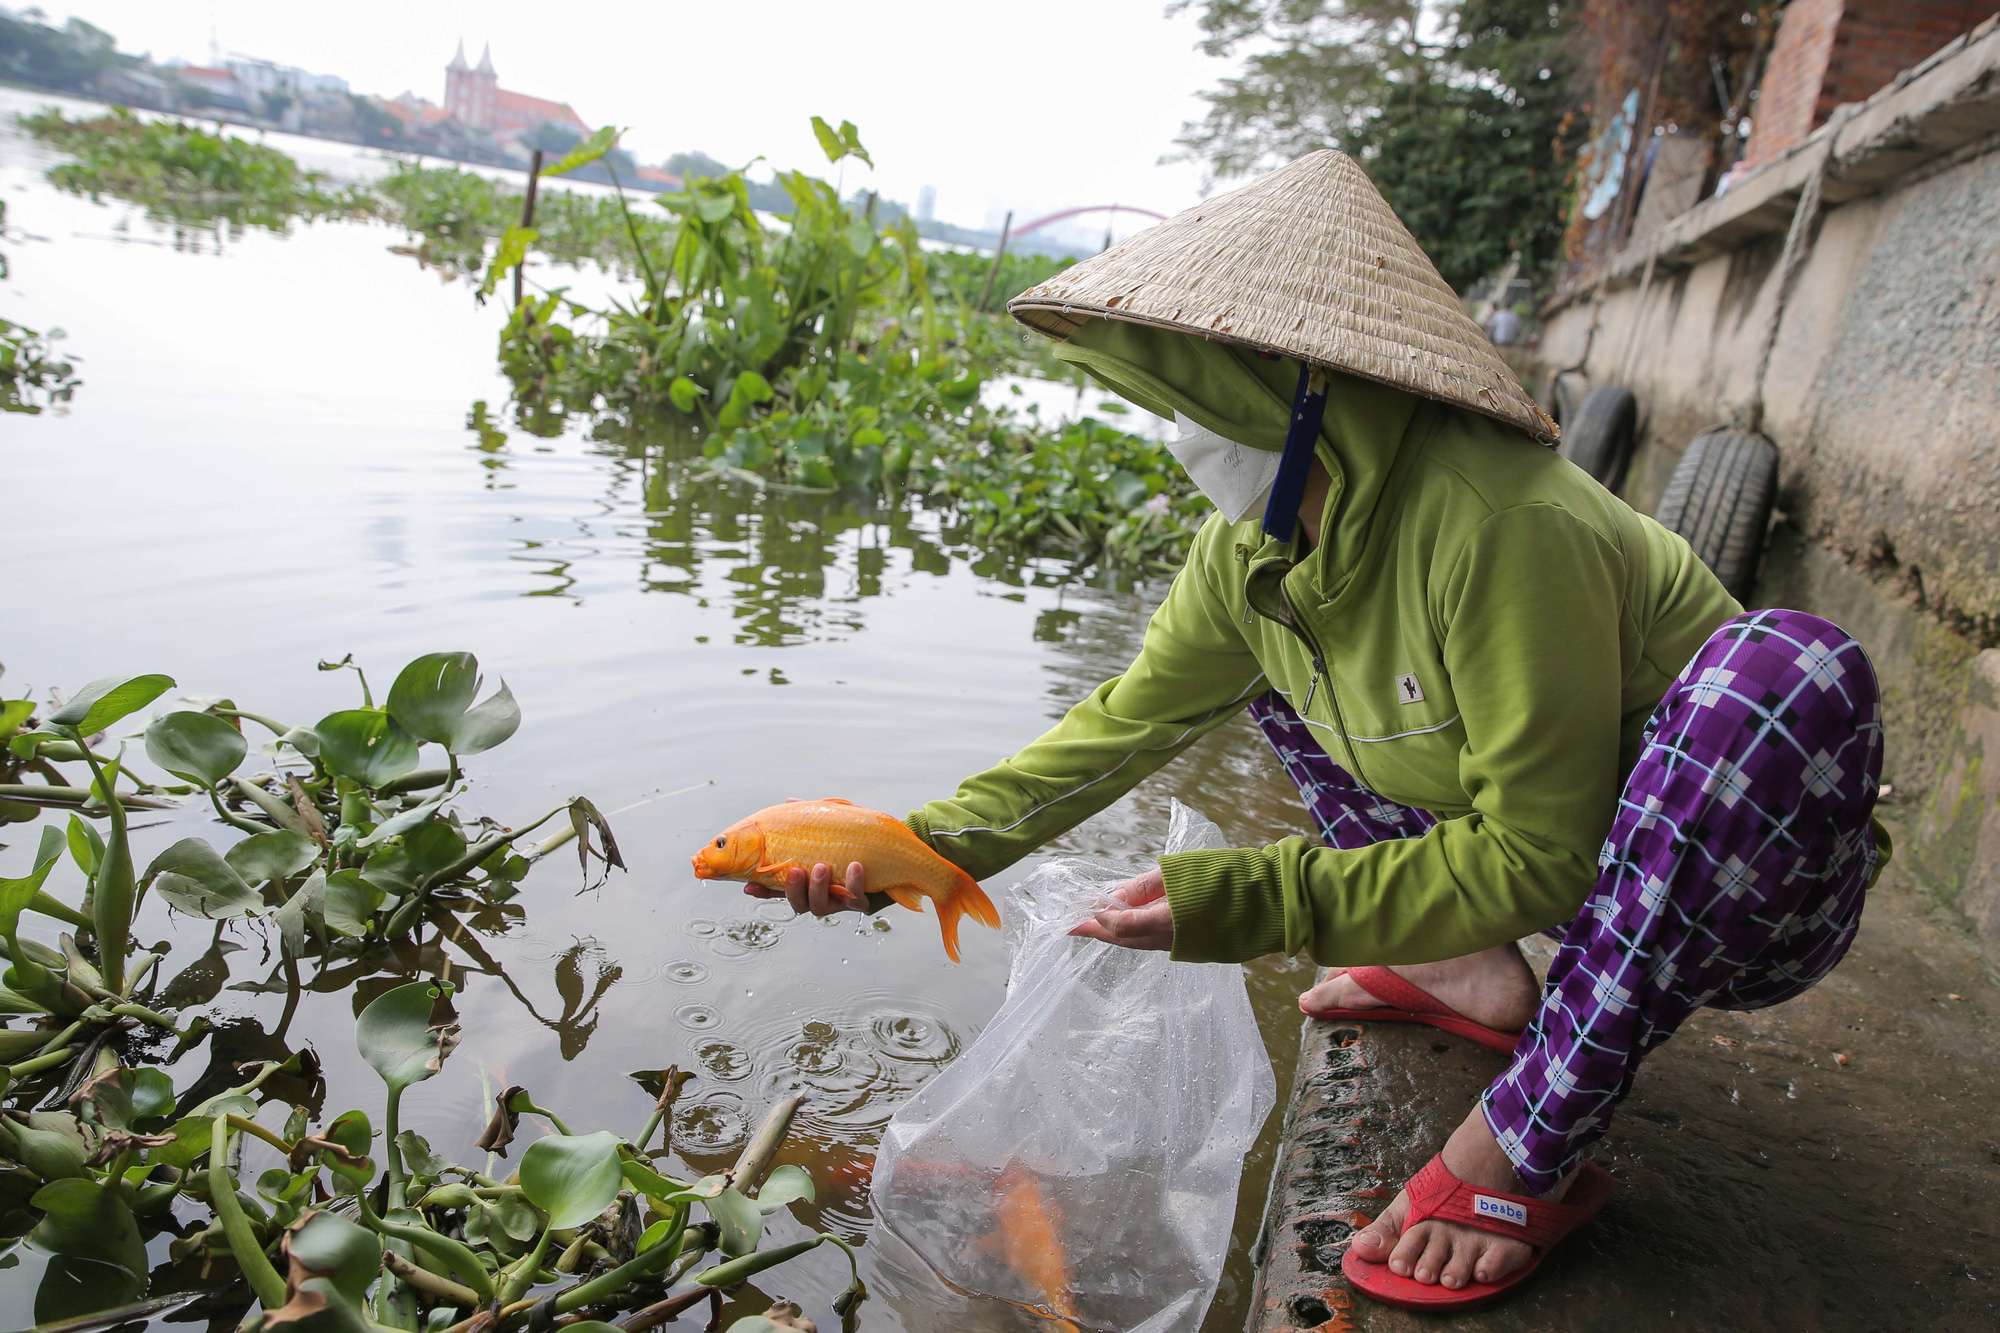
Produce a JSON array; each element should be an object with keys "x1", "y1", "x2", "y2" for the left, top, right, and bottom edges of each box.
[{"x1": 689, "y1": 854, "x2": 712, "y2": 878}]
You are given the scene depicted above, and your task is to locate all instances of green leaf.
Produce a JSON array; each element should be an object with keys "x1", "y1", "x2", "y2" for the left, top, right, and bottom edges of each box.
[
  {"x1": 358, "y1": 820, "x2": 465, "y2": 895},
  {"x1": 0, "y1": 826, "x2": 67, "y2": 960},
  {"x1": 144, "y1": 710, "x2": 247, "y2": 787},
  {"x1": 314, "y1": 708, "x2": 420, "y2": 786},
  {"x1": 270, "y1": 1276, "x2": 377, "y2": 1333},
  {"x1": 64, "y1": 815, "x2": 102, "y2": 878},
  {"x1": 696, "y1": 1238, "x2": 821, "y2": 1288},
  {"x1": 520, "y1": 1130, "x2": 623, "y2": 1230},
  {"x1": 0, "y1": 698, "x2": 33, "y2": 742},
  {"x1": 10, "y1": 1111, "x2": 89, "y2": 1181},
  {"x1": 356, "y1": 980, "x2": 458, "y2": 1095},
  {"x1": 479, "y1": 1190, "x2": 540, "y2": 1244},
  {"x1": 694, "y1": 191, "x2": 736, "y2": 224},
  {"x1": 668, "y1": 375, "x2": 704, "y2": 414},
  {"x1": 147, "y1": 1094, "x2": 255, "y2": 1171},
  {"x1": 48, "y1": 674, "x2": 174, "y2": 737},
  {"x1": 724, "y1": 1296, "x2": 816, "y2": 1328},
  {"x1": 478, "y1": 223, "x2": 538, "y2": 301},
  {"x1": 838, "y1": 119, "x2": 873, "y2": 167},
  {"x1": 706, "y1": 1185, "x2": 762, "y2": 1257},
  {"x1": 384, "y1": 653, "x2": 521, "y2": 755},
  {"x1": 394, "y1": 1129, "x2": 450, "y2": 1179},
  {"x1": 320, "y1": 1108, "x2": 376, "y2": 1192},
  {"x1": 322, "y1": 869, "x2": 383, "y2": 937},
  {"x1": 354, "y1": 792, "x2": 451, "y2": 849},
  {"x1": 810, "y1": 114, "x2": 846, "y2": 165},
  {"x1": 619, "y1": 1159, "x2": 721, "y2": 1202},
  {"x1": 225, "y1": 829, "x2": 319, "y2": 884},
  {"x1": 273, "y1": 870, "x2": 325, "y2": 957},
  {"x1": 145, "y1": 838, "x2": 264, "y2": 919},
  {"x1": 754, "y1": 1164, "x2": 815, "y2": 1213},
  {"x1": 846, "y1": 215, "x2": 875, "y2": 258},
  {"x1": 28, "y1": 1178, "x2": 146, "y2": 1276},
  {"x1": 1108, "y1": 469, "x2": 1149, "y2": 509},
  {"x1": 287, "y1": 1211, "x2": 383, "y2": 1302},
  {"x1": 541, "y1": 125, "x2": 619, "y2": 178},
  {"x1": 74, "y1": 1066, "x2": 177, "y2": 1131}
]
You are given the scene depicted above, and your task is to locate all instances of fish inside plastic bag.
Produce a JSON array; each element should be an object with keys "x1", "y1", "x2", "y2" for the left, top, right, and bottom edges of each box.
[{"x1": 871, "y1": 801, "x2": 1277, "y2": 1333}]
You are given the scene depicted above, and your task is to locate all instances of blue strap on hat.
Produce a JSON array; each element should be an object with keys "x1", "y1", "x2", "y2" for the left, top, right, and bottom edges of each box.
[{"x1": 1260, "y1": 362, "x2": 1328, "y2": 542}]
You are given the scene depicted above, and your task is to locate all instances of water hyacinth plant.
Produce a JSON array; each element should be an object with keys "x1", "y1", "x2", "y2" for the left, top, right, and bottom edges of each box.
[
  {"x1": 4, "y1": 979, "x2": 859, "y2": 1331},
  {"x1": 17, "y1": 107, "x2": 374, "y2": 235},
  {"x1": 0, "y1": 652, "x2": 620, "y2": 1095},
  {"x1": 1, "y1": 200, "x2": 83, "y2": 415},
  {"x1": 18, "y1": 106, "x2": 1208, "y2": 570}
]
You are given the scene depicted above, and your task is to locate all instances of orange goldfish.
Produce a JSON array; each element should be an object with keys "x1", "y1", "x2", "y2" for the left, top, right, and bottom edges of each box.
[
  {"x1": 991, "y1": 1164, "x2": 1083, "y2": 1331},
  {"x1": 689, "y1": 799, "x2": 1000, "y2": 962}
]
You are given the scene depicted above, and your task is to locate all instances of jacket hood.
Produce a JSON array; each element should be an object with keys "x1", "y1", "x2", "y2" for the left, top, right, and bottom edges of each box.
[{"x1": 1055, "y1": 319, "x2": 1421, "y2": 592}]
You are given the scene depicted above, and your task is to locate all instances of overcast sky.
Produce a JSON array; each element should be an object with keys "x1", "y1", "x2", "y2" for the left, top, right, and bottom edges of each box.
[{"x1": 39, "y1": 1, "x2": 1240, "y2": 233}]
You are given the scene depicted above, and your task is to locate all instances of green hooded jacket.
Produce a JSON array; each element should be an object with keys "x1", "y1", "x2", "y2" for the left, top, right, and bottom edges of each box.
[{"x1": 904, "y1": 321, "x2": 1742, "y2": 965}]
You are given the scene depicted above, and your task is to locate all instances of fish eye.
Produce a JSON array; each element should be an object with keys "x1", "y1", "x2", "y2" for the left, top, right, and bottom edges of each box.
[{"x1": 714, "y1": 837, "x2": 727, "y2": 849}]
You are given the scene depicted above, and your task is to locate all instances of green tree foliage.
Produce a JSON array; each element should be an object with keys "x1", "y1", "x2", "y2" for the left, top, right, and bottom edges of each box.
[
  {"x1": 0, "y1": 13, "x2": 122, "y2": 89},
  {"x1": 1171, "y1": 0, "x2": 1578, "y2": 288}
]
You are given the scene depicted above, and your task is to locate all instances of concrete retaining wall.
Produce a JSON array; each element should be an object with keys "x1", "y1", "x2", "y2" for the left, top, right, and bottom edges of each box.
[
  {"x1": 1529, "y1": 17, "x2": 2000, "y2": 945},
  {"x1": 1537, "y1": 16, "x2": 2000, "y2": 640}
]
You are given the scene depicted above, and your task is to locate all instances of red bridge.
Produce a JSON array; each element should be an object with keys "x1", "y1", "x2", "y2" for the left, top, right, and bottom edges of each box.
[{"x1": 1009, "y1": 204, "x2": 1168, "y2": 238}]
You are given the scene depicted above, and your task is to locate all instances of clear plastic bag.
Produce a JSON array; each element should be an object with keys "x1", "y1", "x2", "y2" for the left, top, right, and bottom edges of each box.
[{"x1": 872, "y1": 801, "x2": 1277, "y2": 1333}]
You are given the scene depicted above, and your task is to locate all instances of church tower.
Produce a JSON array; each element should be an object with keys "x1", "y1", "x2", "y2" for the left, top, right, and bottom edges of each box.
[{"x1": 443, "y1": 39, "x2": 498, "y2": 129}]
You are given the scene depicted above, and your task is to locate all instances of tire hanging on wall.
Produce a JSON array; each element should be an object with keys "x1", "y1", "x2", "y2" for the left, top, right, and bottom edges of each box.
[
  {"x1": 1558, "y1": 385, "x2": 1638, "y2": 493},
  {"x1": 1547, "y1": 370, "x2": 1587, "y2": 430},
  {"x1": 1654, "y1": 427, "x2": 1780, "y2": 605}
]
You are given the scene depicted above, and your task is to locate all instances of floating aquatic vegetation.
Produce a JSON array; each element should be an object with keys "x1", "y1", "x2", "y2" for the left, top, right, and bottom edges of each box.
[
  {"x1": 17, "y1": 107, "x2": 375, "y2": 234},
  {"x1": 0, "y1": 199, "x2": 82, "y2": 414}
]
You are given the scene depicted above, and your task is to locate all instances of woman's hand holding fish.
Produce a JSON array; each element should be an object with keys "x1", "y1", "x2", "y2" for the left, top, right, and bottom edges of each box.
[
  {"x1": 742, "y1": 860, "x2": 869, "y2": 917},
  {"x1": 1069, "y1": 867, "x2": 1174, "y2": 951}
]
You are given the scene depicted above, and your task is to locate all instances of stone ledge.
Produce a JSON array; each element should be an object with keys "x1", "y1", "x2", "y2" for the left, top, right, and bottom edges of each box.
[{"x1": 1245, "y1": 901, "x2": 2000, "y2": 1331}]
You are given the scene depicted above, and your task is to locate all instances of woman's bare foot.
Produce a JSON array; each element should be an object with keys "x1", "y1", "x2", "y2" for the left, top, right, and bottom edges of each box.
[
  {"x1": 1298, "y1": 943, "x2": 1539, "y2": 1034},
  {"x1": 1345, "y1": 1103, "x2": 1577, "y2": 1289}
]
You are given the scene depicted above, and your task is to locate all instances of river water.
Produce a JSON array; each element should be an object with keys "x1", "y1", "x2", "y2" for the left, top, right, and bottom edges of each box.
[{"x1": 0, "y1": 88, "x2": 1317, "y2": 1331}]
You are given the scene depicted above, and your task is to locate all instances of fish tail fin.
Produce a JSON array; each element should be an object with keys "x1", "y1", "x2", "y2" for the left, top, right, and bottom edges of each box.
[
  {"x1": 936, "y1": 871, "x2": 1001, "y2": 964},
  {"x1": 957, "y1": 871, "x2": 1001, "y2": 930}
]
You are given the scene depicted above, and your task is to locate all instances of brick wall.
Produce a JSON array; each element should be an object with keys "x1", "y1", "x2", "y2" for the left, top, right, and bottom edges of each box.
[
  {"x1": 1743, "y1": 0, "x2": 1844, "y2": 167},
  {"x1": 1742, "y1": 0, "x2": 2000, "y2": 166},
  {"x1": 1823, "y1": 0, "x2": 2000, "y2": 112}
]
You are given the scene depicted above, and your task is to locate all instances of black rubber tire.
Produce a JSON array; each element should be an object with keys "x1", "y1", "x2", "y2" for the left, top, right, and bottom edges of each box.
[
  {"x1": 1549, "y1": 370, "x2": 1587, "y2": 429},
  {"x1": 1655, "y1": 428, "x2": 1779, "y2": 605},
  {"x1": 1559, "y1": 385, "x2": 1638, "y2": 493}
]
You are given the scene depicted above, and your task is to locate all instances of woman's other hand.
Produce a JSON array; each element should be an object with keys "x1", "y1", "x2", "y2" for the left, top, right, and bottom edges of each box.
[
  {"x1": 1069, "y1": 866, "x2": 1173, "y2": 951},
  {"x1": 743, "y1": 861, "x2": 868, "y2": 917}
]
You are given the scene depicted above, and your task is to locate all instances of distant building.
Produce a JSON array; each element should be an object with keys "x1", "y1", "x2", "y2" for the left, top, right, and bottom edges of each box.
[
  {"x1": 916, "y1": 184, "x2": 937, "y2": 223},
  {"x1": 168, "y1": 63, "x2": 254, "y2": 114},
  {"x1": 443, "y1": 41, "x2": 588, "y2": 139}
]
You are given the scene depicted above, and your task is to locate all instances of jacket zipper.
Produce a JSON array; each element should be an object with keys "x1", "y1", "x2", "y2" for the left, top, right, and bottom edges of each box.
[{"x1": 1280, "y1": 583, "x2": 1371, "y2": 793}]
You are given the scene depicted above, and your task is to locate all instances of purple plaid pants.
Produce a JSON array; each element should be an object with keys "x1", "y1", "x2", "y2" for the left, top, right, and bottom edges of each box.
[{"x1": 1249, "y1": 608, "x2": 1884, "y2": 1194}]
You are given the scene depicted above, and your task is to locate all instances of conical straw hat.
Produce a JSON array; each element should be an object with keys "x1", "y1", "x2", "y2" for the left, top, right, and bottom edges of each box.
[{"x1": 1009, "y1": 149, "x2": 1557, "y2": 442}]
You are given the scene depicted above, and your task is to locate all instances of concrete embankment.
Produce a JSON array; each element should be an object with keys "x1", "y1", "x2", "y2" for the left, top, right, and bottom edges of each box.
[{"x1": 1245, "y1": 882, "x2": 1999, "y2": 1331}]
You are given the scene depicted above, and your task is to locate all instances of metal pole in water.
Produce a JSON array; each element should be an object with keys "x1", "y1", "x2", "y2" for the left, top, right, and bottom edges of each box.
[
  {"x1": 515, "y1": 147, "x2": 543, "y2": 309},
  {"x1": 978, "y1": 209, "x2": 1014, "y2": 312}
]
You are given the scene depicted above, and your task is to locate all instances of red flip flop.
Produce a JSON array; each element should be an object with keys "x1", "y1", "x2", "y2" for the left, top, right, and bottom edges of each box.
[
  {"x1": 1303, "y1": 965, "x2": 1524, "y2": 1053},
  {"x1": 1342, "y1": 1154, "x2": 1616, "y2": 1311}
]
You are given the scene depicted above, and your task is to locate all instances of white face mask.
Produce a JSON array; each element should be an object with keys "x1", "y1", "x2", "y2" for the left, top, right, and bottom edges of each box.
[{"x1": 1168, "y1": 412, "x2": 1282, "y2": 523}]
